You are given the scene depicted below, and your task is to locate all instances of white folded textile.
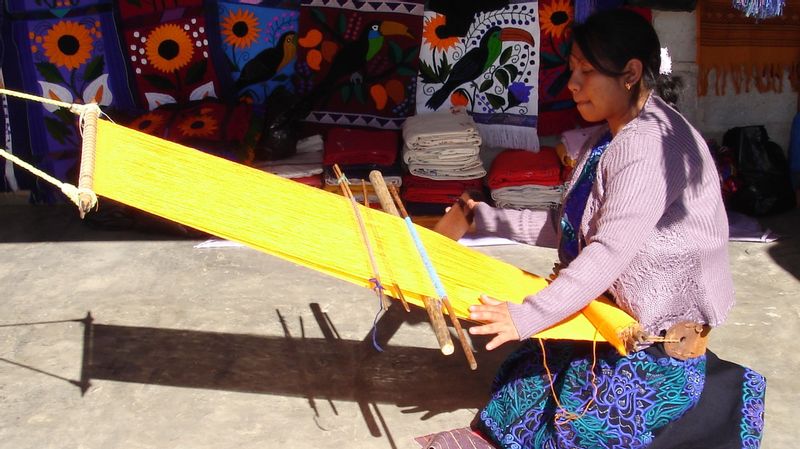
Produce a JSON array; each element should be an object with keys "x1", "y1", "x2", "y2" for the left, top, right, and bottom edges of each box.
[
  {"x1": 491, "y1": 184, "x2": 565, "y2": 210},
  {"x1": 403, "y1": 108, "x2": 481, "y2": 147},
  {"x1": 253, "y1": 150, "x2": 323, "y2": 179}
]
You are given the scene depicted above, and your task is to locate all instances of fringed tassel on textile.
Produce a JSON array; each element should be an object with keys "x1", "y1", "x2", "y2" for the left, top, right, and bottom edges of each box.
[
  {"x1": 732, "y1": 0, "x2": 785, "y2": 18},
  {"x1": 698, "y1": 63, "x2": 799, "y2": 96}
]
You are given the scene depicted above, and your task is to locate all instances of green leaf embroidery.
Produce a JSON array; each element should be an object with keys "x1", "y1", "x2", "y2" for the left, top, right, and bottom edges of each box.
[
  {"x1": 403, "y1": 45, "x2": 419, "y2": 63},
  {"x1": 479, "y1": 78, "x2": 493, "y2": 92},
  {"x1": 35, "y1": 62, "x2": 66, "y2": 84},
  {"x1": 503, "y1": 64, "x2": 519, "y2": 81},
  {"x1": 143, "y1": 74, "x2": 176, "y2": 90},
  {"x1": 340, "y1": 84, "x2": 351, "y2": 103},
  {"x1": 499, "y1": 46, "x2": 513, "y2": 65},
  {"x1": 185, "y1": 59, "x2": 208, "y2": 86},
  {"x1": 82, "y1": 55, "x2": 105, "y2": 82},
  {"x1": 495, "y1": 68, "x2": 509, "y2": 88},
  {"x1": 486, "y1": 93, "x2": 506, "y2": 109},
  {"x1": 311, "y1": 9, "x2": 327, "y2": 26},
  {"x1": 396, "y1": 65, "x2": 416, "y2": 76},
  {"x1": 353, "y1": 84, "x2": 365, "y2": 104},
  {"x1": 337, "y1": 14, "x2": 347, "y2": 35},
  {"x1": 44, "y1": 117, "x2": 71, "y2": 145},
  {"x1": 439, "y1": 53, "x2": 451, "y2": 79},
  {"x1": 419, "y1": 60, "x2": 440, "y2": 84},
  {"x1": 388, "y1": 41, "x2": 403, "y2": 63}
]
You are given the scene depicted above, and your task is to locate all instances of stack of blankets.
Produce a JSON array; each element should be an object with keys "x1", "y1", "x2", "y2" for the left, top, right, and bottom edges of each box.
[
  {"x1": 321, "y1": 127, "x2": 402, "y2": 206},
  {"x1": 487, "y1": 146, "x2": 565, "y2": 210},
  {"x1": 400, "y1": 109, "x2": 486, "y2": 214},
  {"x1": 401, "y1": 109, "x2": 486, "y2": 181}
]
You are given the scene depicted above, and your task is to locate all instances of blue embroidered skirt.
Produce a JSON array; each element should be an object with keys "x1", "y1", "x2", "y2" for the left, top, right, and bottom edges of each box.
[{"x1": 476, "y1": 341, "x2": 766, "y2": 449}]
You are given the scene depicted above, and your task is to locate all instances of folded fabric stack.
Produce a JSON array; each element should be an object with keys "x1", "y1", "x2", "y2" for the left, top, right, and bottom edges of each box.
[
  {"x1": 401, "y1": 174, "x2": 483, "y2": 216},
  {"x1": 253, "y1": 135, "x2": 324, "y2": 187},
  {"x1": 322, "y1": 127, "x2": 401, "y2": 207},
  {"x1": 487, "y1": 147, "x2": 566, "y2": 210},
  {"x1": 402, "y1": 109, "x2": 486, "y2": 181}
]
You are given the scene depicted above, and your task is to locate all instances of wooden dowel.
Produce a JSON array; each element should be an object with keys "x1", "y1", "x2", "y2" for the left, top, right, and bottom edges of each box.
[
  {"x1": 368, "y1": 170, "x2": 399, "y2": 216},
  {"x1": 388, "y1": 184, "x2": 477, "y2": 369},
  {"x1": 369, "y1": 171, "x2": 455, "y2": 354},
  {"x1": 333, "y1": 164, "x2": 390, "y2": 310}
]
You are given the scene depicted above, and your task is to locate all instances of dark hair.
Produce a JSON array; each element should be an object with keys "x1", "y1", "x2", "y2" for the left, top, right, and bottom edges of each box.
[{"x1": 571, "y1": 9, "x2": 683, "y2": 108}]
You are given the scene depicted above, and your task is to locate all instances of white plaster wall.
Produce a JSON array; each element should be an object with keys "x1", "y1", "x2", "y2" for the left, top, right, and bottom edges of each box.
[{"x1": 653, "y1": 10, "x2": 797, "y2": 150}]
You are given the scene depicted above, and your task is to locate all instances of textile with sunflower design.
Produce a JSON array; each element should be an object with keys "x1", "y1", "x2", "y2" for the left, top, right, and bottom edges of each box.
[
  {"x1": 6, "y1": 11, "x2": 136, "y2": 200},
  {"x1": 218, "y1": 1, "x2": 300, "y2": 104},
  {"x1": 294, "y1": 0, "x2": 424, "y2": 129},
  {"x1": 537, "y1": 0, "x2": 584, "y2": 136},
  {"x1": 416, "y1": 0, "x2": 540, "y2": 151},
  {"x1": 118, "y1": 5, "x2": 229, "y2": 111}
]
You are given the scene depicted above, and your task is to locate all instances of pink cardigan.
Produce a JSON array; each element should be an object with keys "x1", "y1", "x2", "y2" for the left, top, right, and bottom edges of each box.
[{"x1": 473, "y1": 95, "x2": 735, "y2": 338}]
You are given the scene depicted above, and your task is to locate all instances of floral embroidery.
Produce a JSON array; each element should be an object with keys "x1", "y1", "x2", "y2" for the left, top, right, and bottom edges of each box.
[{"x1": 740, "y1": 368, "x2": 766, "y2": 449}]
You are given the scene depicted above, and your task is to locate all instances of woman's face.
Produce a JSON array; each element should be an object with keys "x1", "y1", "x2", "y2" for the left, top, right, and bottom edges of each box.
[{"x1": 567, "y1": 43, "x2": 631, "y2": 125}]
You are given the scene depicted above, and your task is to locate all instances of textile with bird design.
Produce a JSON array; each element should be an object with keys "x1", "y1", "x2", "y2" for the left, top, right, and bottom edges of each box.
[
  {"x1": 218, "y1": 1, "x2": 299, "y2": 104},
  {"x1": 294, "y1": 0, "x2": 425, "y2": 129},
  {"x1": 416, "y1": 0, "x2": 540, "y2": 151}
]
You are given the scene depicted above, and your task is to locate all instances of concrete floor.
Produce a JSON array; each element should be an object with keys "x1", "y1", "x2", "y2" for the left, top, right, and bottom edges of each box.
[{"x1": 0, "y1": 197, "x2": 798, "y2": 449}]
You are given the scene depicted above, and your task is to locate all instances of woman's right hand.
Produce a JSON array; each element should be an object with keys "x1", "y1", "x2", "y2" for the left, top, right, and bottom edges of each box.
[{"x1": 433, "y1": 192, "x2": 479, "y2": 240}]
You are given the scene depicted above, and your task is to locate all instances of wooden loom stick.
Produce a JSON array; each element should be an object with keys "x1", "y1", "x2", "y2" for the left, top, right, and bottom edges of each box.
[
  {"x1": 387, "y1": 184, "x2": 478, "y2": 370},
  {"x1": 362, "y1": 174, "x2": 411, "y2": 313},
  {"x1": 368, "y1": 170, "x2": 453, "y2": 355},
  {"x1": 332, "y1": 164, "x2": 391, "y2": 310},
  {"x1": 77, "y1": 105, "x2": 100, "y2": 218}
]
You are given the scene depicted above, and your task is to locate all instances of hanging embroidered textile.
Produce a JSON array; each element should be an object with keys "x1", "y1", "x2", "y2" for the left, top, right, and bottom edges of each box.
[
  {"x1": 294, "y1": 0, "x2": 424, "y2": 129},
  {"x1": 7, "y1": 6, "x2": 135, "y2": 200},
  {"x1": 218, "y1": 1, "x2": 300, "y2": 104},
  {"x1": 697, "y1": 0, "x2": 800, "y2": 96},
  {"x1": 537, "y1": 0, "x2": 583, "y2": 137},
  {"x1": 415, "y1": 0, "x2": 540, "y2": 150},
  {"x1": 117, "y1": 0, "x2": 229, "y2": 110},
  {"x1": 87, "y1": 118, "x2": 638, "y2": 355}
]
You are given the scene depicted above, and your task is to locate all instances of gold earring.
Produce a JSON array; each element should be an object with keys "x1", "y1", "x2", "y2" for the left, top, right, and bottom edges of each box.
[{"x1": 625, "y1": 82, "x2": 632, "y2": 91}]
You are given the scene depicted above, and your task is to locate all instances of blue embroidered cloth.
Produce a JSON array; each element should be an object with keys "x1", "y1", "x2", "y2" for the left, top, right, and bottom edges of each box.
[{"x1": 558, "y1": 130, "x2": 612, "y2": 266}]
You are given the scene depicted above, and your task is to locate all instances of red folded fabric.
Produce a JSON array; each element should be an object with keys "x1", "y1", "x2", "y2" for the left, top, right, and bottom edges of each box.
[
  {"x1": 323, "y1": 127, "x2": 399, "y2": 166},
  {"x1": 487, "y1": 147, "x2": 563, "y2": 188},
  {"x1": 401, "y1": 175, "x2": 483, "y2": 204},
  {"x1": 290, "y1": 175, "x2": 323, "y2": 188}
]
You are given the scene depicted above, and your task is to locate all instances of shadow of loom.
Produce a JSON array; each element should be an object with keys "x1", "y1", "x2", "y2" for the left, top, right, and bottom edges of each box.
[{"x1": 72, "y1": 304, "x2": 510, "y2": 440}]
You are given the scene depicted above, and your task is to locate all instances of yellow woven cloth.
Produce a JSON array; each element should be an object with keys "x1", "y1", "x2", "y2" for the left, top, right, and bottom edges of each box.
[{"x1": 93, "y1": 120, "x2": 637, "y2": 354}]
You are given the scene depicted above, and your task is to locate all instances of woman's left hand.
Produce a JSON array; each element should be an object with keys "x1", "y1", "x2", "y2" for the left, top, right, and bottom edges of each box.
[{"x1": 468, "y1": 295, "x2": 520, "y2": 351}]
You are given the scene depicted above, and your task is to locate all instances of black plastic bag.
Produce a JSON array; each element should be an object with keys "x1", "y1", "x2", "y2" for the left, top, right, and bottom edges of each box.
[{"x1": 723, "y1": 125, "x2": 796, "y2": 216}]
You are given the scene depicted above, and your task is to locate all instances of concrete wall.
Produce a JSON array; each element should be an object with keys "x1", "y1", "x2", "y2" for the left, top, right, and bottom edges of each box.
[{"x1": 653, "y1": 10, "x2": 797, "y2": 150}]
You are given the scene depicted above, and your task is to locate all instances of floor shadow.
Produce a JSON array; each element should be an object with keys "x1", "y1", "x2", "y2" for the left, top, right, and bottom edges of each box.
[
  {"x1": 75, "y1": 305, "x2": 510, "y2": 427},
  {"x1": 761, "y1": 207, "x2": 800, "y2": 280}
]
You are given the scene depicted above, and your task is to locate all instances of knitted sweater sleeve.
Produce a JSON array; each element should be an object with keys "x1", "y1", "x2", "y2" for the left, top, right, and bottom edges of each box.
[
  {"x1": 472, "y1": 204, "x2": 559, "y2": 248},
  {"x1": 506, "y1": 134, "x2": 678, "y2": 339}
]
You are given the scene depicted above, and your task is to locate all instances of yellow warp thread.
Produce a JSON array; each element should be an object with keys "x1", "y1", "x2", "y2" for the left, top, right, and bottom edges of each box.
[{"x1": 93, "y1": 120, "x2": 636, "y2": 354}]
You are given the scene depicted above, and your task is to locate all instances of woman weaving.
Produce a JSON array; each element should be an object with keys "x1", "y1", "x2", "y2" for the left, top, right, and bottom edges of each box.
[{"x1": 445, "y1": 9, "x2": 766, "y2": 449}]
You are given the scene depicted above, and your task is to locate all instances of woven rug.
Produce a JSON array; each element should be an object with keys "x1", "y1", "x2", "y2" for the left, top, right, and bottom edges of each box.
[
  {"x1": 698, "y1": 0, "x2": 800, "y2": 96},
  {"x1": 415, "y1": 0, "x2": 540, "y2": 150},
  {"x1": 294, "y1": 0, "x2": 425, "y2": 129}
]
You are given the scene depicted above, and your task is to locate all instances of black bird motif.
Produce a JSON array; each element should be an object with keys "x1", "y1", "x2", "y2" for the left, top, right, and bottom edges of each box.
[
  {"x1": 235, "y1": 31, "x2": 297, "y2": 92},
  {"x1": 425, "y1": 26, "x2": 533, "y2": 110}
]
